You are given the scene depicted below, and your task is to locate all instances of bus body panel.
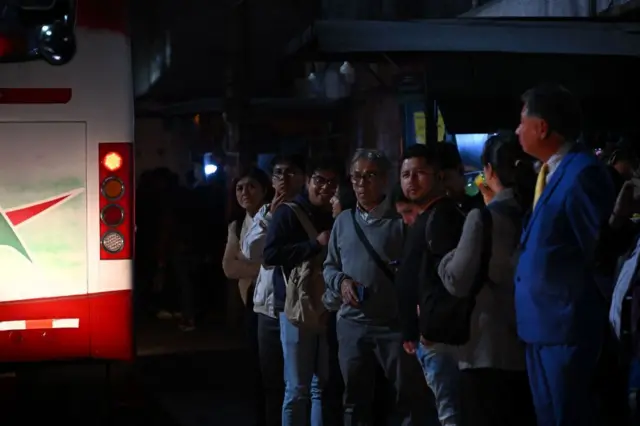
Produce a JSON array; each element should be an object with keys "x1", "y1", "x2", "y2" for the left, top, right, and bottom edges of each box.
[{"x1": 0, "y1": 3, "x2": 134, "y2": 362}]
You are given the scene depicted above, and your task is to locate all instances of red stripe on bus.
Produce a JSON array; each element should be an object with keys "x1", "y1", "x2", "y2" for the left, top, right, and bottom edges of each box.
[
  {"x1": 76, "y1": 0, "x2": 128, "y2": 36},
  {"x1": 6, "y1": 193, "x2": 73, "y2": 227},
  {"x1": 0, "y1": 88, "x2": 72, "y2": 104},
  {"x1": 0, "y1": 290, "x2": 132, "y2": 362}
]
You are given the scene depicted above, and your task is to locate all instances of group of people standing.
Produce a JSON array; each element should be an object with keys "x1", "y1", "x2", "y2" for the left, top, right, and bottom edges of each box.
[{"x1": 222, "y1": 83, "x2": 639, "y2": 426}]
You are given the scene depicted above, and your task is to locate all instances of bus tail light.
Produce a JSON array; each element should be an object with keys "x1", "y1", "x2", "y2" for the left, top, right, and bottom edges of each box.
[
  {"x1": 99, "y1": 143, "x2": 133, "y2": 260},
  {"x1": 102, "y1": 152, "x2": 123, "y2": 172}
]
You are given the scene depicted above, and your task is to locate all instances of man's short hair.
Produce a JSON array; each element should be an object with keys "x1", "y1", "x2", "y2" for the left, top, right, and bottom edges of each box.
[
  {"x1": 401, "y1": 144, "x2": 441, "y2": 169},
  {"x1": 270, "y1": 154, "x2": 306, "y2": 174},
  {"x1": 436, "y1": 143, "x2": 463, "y2": 171},
  {"x1": 307, "y1": 154, "x2": 344, "y2": 177},
  {"x1": 350, "y1": 149, "x2": 392, "y2": 176},
  {"x1": 521, "y1": 83, "x2": 582, "y2": 141}
]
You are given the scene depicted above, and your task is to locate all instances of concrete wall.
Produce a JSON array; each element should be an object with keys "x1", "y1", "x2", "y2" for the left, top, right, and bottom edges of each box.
[{"x1": 462, "y1": 0, "x2": 629, "y2": 17}]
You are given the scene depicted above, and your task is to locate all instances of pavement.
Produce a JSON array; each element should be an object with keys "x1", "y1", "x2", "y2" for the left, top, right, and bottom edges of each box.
[{"x1": 1, "y1": 316, "x2": 638, "y2": 426}]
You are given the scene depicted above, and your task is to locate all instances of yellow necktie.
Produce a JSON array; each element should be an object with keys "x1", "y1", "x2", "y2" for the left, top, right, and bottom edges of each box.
[{"x1": 533, "y1": 163, "x2": 549, "y2": 210}]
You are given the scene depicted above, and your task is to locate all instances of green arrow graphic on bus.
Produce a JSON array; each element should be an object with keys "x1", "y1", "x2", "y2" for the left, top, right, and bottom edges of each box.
[{"x1": 0, "y1": 211, "x2": 31, "y2": 262}]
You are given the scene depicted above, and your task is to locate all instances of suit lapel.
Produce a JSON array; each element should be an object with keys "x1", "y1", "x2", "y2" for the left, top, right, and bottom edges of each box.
[{"x1": 520, "y1": 148, "x2": 580, "y2": 245}]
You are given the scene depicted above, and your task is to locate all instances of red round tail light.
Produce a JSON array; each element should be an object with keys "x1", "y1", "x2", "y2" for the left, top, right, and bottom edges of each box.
[{"x1": 101, "y1": 204, "x2": 124, "y2": 226}]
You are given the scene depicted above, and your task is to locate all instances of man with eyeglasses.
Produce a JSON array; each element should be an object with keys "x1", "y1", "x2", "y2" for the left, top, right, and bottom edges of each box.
[
  {"x1": 263, "y1": 155, "x2": 342, "y2": 426},
  {"x1": 324, "y1": 149, "x2": 431, "y2": 426},
  {"x1": 242, "y1": 154, "x2": 307, "y2": 426}
]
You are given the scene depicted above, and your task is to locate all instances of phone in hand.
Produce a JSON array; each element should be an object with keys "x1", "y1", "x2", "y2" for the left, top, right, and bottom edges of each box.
[{"x1": 356, "y1": 285, "x2": 367, "y2": 303}]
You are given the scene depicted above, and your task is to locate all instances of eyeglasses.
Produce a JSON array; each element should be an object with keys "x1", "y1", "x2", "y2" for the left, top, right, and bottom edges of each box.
[
  {"x1": 350, "y1": 172, "x2": 378, "y2": 184},
  {"x1": 272, "y1": 168, "x2": 299, "y2": 180},
  {"x1": 311, "y1": 175, "x2": 338, "y2": 189}
]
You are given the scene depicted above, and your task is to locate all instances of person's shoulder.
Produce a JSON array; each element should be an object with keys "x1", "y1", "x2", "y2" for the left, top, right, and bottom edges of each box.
[
  {"x1": 272, "y1": 202, "x2": 296, "y2": 221},
  {"x1": 431, "y1": 197, "x2": 465, "y2": 222},
  {"x1": 334, "y1": 209, "x2": 352, "y2": 228},
  {"x1": 465, "y1": 207, "x2": 484, "y2": 224},
  {"x1": 573, "y1": 160, "x2": 612, "y2": 187},
  {"x1": 253, "y1": 204, "x2": 269, "y2": 221},
  {"x1": 569, "y1": 146, "x2": 603, "y2": 169}
]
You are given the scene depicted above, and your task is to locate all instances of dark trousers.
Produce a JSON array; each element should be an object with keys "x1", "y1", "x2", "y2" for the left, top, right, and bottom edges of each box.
[
  {"x1": 526, "y1": 342, "x2": 601, "y2": 426},
  {"x1": 593, "y1": 327, "x2": 631, "y2": 425},
  {"x1": 336, "y1": 318, "x2": 435, "y2": 426},
  {"x1": 459, "y1": 368, "x2": 536, "y2": 426},
  {"x1": 327, "y1": 313, "x2": 392, "y2": 426},
  {"x1": 246, "y1": 289, "x2": 266, "y2": 426},
  {"x1": 327, "y1": 313, "x2": 345, "y2": 426},
  {"x1": 257, "y1": 313, "x2": 284, "y2": 426}
]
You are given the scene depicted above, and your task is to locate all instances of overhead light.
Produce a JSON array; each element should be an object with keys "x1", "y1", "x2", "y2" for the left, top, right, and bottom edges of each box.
[{"x1": 204, "y1": 164, "x2": 218, "y2": 175}]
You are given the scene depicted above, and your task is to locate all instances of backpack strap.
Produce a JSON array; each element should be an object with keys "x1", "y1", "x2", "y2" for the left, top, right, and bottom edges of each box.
[
  {"x1": 468, "y1": 207, "x2": 493, "y2": 297},
  {"x1": 283, "y1": 202, "x2": 318, "y2": 239}
]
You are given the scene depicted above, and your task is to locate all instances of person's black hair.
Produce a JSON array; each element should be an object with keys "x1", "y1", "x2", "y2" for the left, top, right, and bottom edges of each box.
[
  {"x1": 391, "y1": 183, "x2": 411, "y2": 205},
  {"x1": 436, "y1": 143, "x2": 463, "y2": 171},
  {"x1": 228, "y1": 166, "x2": 273, "y2": 225},
  {"x1": 307, "y1": 154, "x2": 345, "y2": 178},
  {"x1": 521, "y1": 83, "x2": 582, "y2": 141},
  {"x1": 481, "y1": 132, "x2": 536, "y2": 212},
  {"x1": 401, "y1": 143, "x2": 441, "y2": 169},
  {"x1": 236, "y1": 166, "x2": 271, "y2": 194},
  {"x1": 607, "y1": 146, "x2": 636, "y2": 166},
  {"x1": 270, "y1": 154, "x2": 306, "y2": 175},
  {"x1": 337, "y1": 181, "x2": 357, "y2": 211}
]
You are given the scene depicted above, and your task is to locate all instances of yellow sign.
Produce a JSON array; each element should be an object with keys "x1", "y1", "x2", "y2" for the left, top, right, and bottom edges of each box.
[{"x1": 413, "y1": 109, "x2": 446, "y2": 144}]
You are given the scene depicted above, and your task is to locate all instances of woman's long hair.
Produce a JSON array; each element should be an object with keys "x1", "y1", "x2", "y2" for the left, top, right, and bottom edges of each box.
[
  {"x1": 337, "y1": 180, "x2": 357, "y2": 212},
  {"x1": 228, "y1": 166, "x2": 272, "y2": 225},
  {"x1": 481, "y1": 132, "x2": 537, "y2": 211}
]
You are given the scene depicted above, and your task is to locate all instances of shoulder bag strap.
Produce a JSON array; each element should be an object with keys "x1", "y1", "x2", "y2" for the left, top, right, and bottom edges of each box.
[
  {"x1": 280, "y1": 202, "x2": 318, "y2": 286},
  {"x1": 283, "y1": 202, "x2": 318, "y2": 239},
  {"x1": 468, "y1": 207, "x2": 493, "y2": 297},
  {"x1": 350, "y1": 209, "x2": 395, "y2": 282}
]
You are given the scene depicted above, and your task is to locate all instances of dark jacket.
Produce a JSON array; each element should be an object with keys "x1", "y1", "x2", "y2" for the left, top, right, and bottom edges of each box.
[
  {"x1": 396, "y1": 197, "x2": 466, "y2": 341},
  {"x1": 263, "y1": 193, "x2": 334, "y2": 309}
]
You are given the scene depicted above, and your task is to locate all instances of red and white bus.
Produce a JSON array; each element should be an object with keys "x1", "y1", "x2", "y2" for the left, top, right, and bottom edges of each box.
[{"x1": 0, "y1": 0, "x2": 134, "y2": 362}]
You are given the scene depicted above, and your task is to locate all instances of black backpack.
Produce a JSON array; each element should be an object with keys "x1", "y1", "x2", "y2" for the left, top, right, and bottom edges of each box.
[{"x1": 418, "y1": 206, "x2": 494, "y2": 345}]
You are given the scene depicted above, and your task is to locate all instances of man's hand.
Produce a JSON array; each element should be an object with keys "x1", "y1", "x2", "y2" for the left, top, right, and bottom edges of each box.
[
  {"x1": 316, "y1": 230, "x2": 331, "y2": 246},
  {"x1": 340, "y1": 278, "x2": 360, "y2": 307},
  {"x1": 402, "y1": 341, "x2": 418, "y2": 355},
  {"x1": 270, "y1": 191, "x2": 286, "y2": 214}
]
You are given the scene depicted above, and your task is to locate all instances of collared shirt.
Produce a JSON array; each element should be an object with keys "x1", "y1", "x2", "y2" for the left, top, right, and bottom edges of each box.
[
  {"x1": 546, "y1": 142, "x2": 574, "y2": 184},
  {"x1": 356, "y1": 198, "x2": 387, "y2": 224}
]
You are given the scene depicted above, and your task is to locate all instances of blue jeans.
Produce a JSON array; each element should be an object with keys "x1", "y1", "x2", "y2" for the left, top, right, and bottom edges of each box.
[
  {"x1": 279, "y1": 312, "x2": 330, "y2": 426},
  {"x1": 416, "y1": 343, "x2": 460, "y2": 426}
]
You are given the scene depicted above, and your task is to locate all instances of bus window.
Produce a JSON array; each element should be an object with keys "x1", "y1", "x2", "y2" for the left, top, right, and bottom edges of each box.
[{"x1": 0, "y1": 0, "x2": 75, "y2": 65}]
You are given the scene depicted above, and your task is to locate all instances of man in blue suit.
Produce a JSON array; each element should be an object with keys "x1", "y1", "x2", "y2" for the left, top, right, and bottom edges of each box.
[{"x1": 514, "y1": 84, "x2": 616, "y2": 426}]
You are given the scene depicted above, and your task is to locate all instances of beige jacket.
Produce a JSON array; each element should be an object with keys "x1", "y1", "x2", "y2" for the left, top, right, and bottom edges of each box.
[{"x1": 222, "y1": 214, "x2": 261, "y2": 305}]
